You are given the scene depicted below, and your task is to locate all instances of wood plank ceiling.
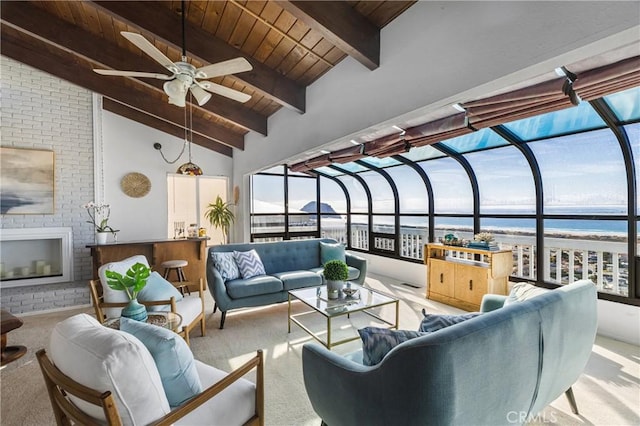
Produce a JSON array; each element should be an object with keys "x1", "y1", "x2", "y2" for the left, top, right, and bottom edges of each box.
[{"x1": 1, "y1": 1, "x2": 415, "y2": 157}]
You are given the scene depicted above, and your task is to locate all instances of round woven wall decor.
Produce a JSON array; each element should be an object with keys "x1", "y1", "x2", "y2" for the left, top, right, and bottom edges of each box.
[{"x1": 121, "y1": 172, "x2": 151, "y2": 198}]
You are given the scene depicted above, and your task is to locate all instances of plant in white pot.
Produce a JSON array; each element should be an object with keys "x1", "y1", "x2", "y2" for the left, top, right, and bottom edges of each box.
[
  {"x1": 104, "y1": 262, "x2": 151, "y2": 322},
  {"x1": 323, "y1": 259, "x2": 349, "y2": 300},
  {"x1": 204, "y1": 195, "x2": 235, "y2": 244}
]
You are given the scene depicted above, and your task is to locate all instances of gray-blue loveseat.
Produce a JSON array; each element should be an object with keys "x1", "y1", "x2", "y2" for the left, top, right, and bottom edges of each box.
[
  {"x1": 206, "y1": 238, "x2": 367, "y2": 328},
  {"x1": 303, "y1": 280, "x2": 597, "y2": 426}
]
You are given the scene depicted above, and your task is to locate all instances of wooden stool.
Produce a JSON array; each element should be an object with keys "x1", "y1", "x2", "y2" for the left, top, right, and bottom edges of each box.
[
  {"x1": 1, "y1": 309, "x2": 27, "y2": 366},
  {"x1": 161, "y1": 260, "x2": 189, "y2": 295}
]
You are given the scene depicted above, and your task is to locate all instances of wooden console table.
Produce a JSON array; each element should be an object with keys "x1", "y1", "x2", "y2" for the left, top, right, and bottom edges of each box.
[
  {"x1": 87, "y1": 238, "x2": 208, "y2": 288},
  {"x1": 423, "y1": 243, "x2": 512, "y2": 311}
]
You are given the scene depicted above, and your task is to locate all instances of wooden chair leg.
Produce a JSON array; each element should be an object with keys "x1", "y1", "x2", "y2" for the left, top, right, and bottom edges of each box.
[{"x1": 565, "y1": 387, "x2": 579, "y2": 415}]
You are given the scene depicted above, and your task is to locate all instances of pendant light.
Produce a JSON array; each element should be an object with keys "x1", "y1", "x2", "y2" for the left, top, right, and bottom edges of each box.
[{"x1": 176, "y1": 92, "x2": 203, "y2": 175}]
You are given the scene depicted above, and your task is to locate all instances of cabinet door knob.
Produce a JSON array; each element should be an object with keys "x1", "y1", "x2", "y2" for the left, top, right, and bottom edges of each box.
[
  {"x1": 469, "y1": 280, "x2": 473, "y2": 290},
  {"x1": 440, "y1": 273, "x2": 444, "y2": 283}
]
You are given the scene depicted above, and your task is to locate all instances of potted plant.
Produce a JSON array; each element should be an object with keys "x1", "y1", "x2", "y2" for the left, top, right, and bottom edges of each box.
[
  {"x1": 83, "y1": 201, "x2": 119, "y2": 245},
  {"x1": 204, "y1": 195, "x2": 235, "y2": 243},
  {"x1": 104, "y1": 262, "x2": 151, "y2": 322},
  {"x1": 323, "y1": 259, "x2": 349, "y2": 300}
]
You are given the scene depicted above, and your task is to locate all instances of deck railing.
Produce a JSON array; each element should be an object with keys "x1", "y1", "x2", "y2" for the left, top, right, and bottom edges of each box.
[{"x1": 254, "y1": 222, "x2": 629, "y2": 297}]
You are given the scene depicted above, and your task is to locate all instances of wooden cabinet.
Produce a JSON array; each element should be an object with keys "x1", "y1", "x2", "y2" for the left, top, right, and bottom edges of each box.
[{"x1": 424, "y1": 243, "x2": 512, "y2": 311}]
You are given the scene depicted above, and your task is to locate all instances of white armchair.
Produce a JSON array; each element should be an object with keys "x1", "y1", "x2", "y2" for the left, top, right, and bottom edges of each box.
[
  {"x1": 38, "y1": 314, "x2": 264, "y2": 425},
  {"x1": 88, "y1": 254, "x2": 205, "y2": 345}
]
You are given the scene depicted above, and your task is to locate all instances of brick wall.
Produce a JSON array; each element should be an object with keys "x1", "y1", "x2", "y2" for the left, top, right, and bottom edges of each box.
[{"x1": 1, "y1": 56, "x2": 95, "y2": 313}]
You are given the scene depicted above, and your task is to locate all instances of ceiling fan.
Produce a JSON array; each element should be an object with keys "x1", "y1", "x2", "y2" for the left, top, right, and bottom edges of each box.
[{"x1": 93, "y1": 3, "x2": 252, "y2": 107}]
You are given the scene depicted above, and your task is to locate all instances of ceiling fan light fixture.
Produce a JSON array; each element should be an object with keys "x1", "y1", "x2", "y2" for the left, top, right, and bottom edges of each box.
[
  {"x1": 164, "y1": 79, "x2": 187, "y2": 98},
  {"x1": 167, "y1": 95, "x2": 186, "y2": 108},
  {"x1": 190, "y1": 85, "x2": 212, "y2": 106}
]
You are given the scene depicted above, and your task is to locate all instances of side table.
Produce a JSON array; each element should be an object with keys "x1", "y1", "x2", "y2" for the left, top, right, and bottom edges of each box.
[
  {"x1": 1, "y1": 309, "x2": 27, "y2": 366},
  {"x1": 104, "y1": 312, "x2": 183, "y2": 333}
]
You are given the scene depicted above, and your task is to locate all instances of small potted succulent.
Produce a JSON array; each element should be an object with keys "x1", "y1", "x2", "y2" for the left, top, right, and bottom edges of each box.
[
  {"x1": 104, "y1": 262, "x2": 151, "y2": 322},
  {"x1": 323, "y1": 259, "x2": 349, "y2": 300}
]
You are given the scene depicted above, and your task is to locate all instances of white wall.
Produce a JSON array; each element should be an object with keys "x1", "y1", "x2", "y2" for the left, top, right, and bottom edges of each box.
[
  {"x1": 99, "y1": 110, "x2": 232, "y2": 242},
  {"x1": 232, "y1": 2, "x2": 640, "y2": 242}
]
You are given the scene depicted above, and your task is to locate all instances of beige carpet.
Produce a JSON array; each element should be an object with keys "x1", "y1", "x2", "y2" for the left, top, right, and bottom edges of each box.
[{"x1": 1, "y1": 275, "x2": 639, "y2": 426}]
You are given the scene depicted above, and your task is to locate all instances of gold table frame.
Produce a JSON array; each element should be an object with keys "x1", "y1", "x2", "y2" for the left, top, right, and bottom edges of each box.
[{"x1": 288, "y1": 284, "x2": 399, "y2": 349}]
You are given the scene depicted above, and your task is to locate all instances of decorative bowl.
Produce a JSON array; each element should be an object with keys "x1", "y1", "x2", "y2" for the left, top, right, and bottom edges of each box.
[{"x1": 342, "y1": 287, "x2": 358, "y2": 297}]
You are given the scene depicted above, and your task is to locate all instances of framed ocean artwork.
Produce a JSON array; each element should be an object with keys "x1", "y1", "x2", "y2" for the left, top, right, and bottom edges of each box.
[{"x1": 0, "y1": 147, "x2": 55, "y2": 214}]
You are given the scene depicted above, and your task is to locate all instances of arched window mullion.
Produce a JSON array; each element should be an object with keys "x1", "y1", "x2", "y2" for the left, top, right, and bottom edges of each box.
[
  {"x1": 356, "y1": 160, "x2": 400, "y2": 256},
  {"x1": 432, "y1": 142, "x2": 481, "y2": 233},
  {"x1": 393, "y1": 155, "x2": 436, "y2": 243},
  {"x1": 492, "y1": 126, "x2": 545, "y2": 286},
  {"x1": 314, "y1": 170, "x2": 352, "y2": 248},
  {"x1": 329, "y1": 165, "x2": 373, "y2": 252},
  {"x1": 589, "y1": 99, "x2": 637, "y2": 300}
]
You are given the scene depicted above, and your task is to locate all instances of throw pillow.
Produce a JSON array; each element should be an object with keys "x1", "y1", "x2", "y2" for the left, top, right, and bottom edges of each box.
[
  {"x1": 320, "y1": 241, "x2": 346, "y2": 265},
  {"x1": 233, "y1": 249, "x2": 266, "y2": 279},
  {"x1": 138, "y1": 271, "x2": 184, "y2": 312},
  {"x1": 212, "y1": 251, "x2": 240, "y2": 281},
  {"x1": 120, "y1": 317, "x2": 202, "y2": 408},
  {"x1": 418, "y1": 309, "x2": 481, "y2": 332},
  {"x1": 358, "y1": 327, "x2": 426, "y2": 366},
  {"x1": 504, "y1": 282, "x2": 550, "y2": 306}
]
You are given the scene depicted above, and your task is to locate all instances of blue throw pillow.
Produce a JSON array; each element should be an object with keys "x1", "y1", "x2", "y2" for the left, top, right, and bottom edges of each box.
[
  {"x1": 418, "y1": 309, "x2": 481, "y2": 332},
  {"x1": 320, "y1": 241, "x2": 346, "y2": 265},
  {"x1": 212, "y1": 252, "x2": 240, "y2": 281},
  {"x1": 138, "y1": 271, "x2": 184, "y2": 312},
  {"x1": 119, "y1": 317, "x2": 202, "y2": 408},
  {"x1": 358, "y1": 327, "x2": 426, "y2": 366},
  {"x1": 233, "y1": 249, "x2": 266, "y2": 279}
]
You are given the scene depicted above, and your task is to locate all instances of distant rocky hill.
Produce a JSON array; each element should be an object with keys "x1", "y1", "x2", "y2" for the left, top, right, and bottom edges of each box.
[{"x1": 300, "y1": 201, "x2": 341, "y2": 219}]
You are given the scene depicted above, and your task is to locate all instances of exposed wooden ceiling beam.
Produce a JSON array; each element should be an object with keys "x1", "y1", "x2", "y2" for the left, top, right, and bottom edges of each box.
[
  {"x1": 91, "y1": 0, "x2": 306, "y2": 113},
  {"x1": 0, "y1": 1, "x2": 266, "y2": 136},
  {"x1": 102, "y1": 98, "x2": 232, "y2": 157},
  {"x1": 0, "y1": 25, "x2": 244, "y2": 150},
  {"x1": 278, "y1": 1, "x2": 380, "y2": 70}
]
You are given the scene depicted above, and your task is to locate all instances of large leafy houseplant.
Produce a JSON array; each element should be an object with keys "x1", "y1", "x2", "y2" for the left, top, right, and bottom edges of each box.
[
  {"x1": 104, "y1": 262, "x2": 151, "y2": 300},
  {"x1": 104, "y1": 262, "x2": 151, "y2": 322},
  {"x1": 204, "y1": 195, "x2": 235, "y2": 243}
]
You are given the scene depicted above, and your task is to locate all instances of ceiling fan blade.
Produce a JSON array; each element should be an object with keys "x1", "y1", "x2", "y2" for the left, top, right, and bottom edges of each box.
[
  {"x1": 121, "y1": 31, "x2": 176, "y2": 72},
  {"x1": 199, "y1": 81, "x2": 252, "y2": 103},
  {"x1": 93, "y1": 69, "x2": 174, "y2": 80},
  {"x1": 195, "y1": 57, "x2": 253, "y2": 79}
]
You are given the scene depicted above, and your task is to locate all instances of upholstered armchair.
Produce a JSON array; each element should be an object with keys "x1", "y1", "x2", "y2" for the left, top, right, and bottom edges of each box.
[
  {"x1": 88, "y1": 254, "x2": 205, "y2": 345},
  {"x1": 38, "y1": 314, "x2": 264, "y2": 425}
]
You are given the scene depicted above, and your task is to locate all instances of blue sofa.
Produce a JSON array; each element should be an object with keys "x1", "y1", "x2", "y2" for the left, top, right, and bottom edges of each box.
[
  {"x1": 206, "y1": 238, "x2": 367, "y2": 329},
  {"x1": 303, "y1": 280, "x2": 597, "y2": 426}
]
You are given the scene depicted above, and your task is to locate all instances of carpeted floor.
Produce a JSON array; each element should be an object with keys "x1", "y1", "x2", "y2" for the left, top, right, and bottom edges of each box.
[{"x1": 1, "y1": 274, "x2": 639, "y2": 425}]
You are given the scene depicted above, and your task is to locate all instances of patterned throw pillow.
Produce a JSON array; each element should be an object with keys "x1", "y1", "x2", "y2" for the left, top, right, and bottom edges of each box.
[
  {"x1": 212, "y1": 252, "x2": 240, "y2": 281},
  {"x1": 418, "y1": 309, "x2": 481, "y2": 332},
  {"x1": 233, "y1": 249, "x2": 266, "y2": 279},
  {"x1": 358, "y1": 327, "x2": 426, "y2": 366}
]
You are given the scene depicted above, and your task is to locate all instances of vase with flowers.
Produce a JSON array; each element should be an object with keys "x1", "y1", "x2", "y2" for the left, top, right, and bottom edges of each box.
[{"x1": 83, "y1": 201, "x2": 119, "y2": 244}]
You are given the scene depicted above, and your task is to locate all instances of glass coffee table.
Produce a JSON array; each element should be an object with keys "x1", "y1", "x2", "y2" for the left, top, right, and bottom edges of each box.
[{"x1": 288, "y1": 284, "x2": 399, "y2": 349}]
